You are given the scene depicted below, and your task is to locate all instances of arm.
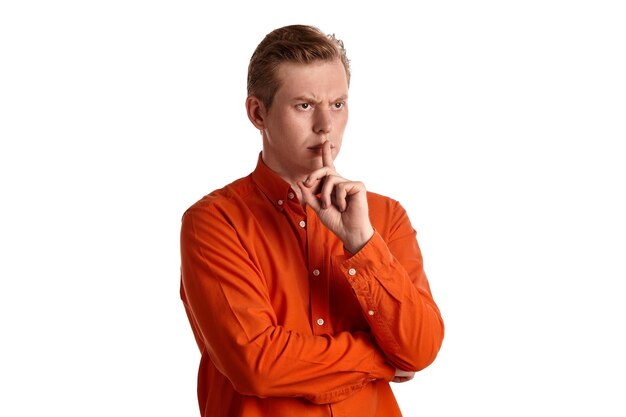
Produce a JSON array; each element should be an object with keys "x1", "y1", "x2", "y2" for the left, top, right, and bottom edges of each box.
[
  {"x1": 180, "y1": 206, "x2": 395, "y2": 404},
  {"x1": 298, "y1": 141, "x2": 444, "y2": 372},
  {"x1": 338, "y1": 201, "x2": 444, "y2": 372}
]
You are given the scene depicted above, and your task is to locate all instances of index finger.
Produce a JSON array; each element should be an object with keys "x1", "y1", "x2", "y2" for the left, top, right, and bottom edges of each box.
[{"x1": 322, "y1": 140, "x2": 334, "y2": 168}]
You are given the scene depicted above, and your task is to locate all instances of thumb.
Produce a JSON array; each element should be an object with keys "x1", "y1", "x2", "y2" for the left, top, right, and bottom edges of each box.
[{"x1": 297, "y1": 181, "x2": 322, "y2": 213}]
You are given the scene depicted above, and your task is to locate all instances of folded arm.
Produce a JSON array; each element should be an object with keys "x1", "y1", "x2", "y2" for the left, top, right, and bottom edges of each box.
[{"x1": 180, "y1": 206, "x2": 395, "y2": 404}]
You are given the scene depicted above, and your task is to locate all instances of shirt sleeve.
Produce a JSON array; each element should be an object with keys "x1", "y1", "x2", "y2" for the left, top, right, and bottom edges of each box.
[
  {"x1": 180, "y1": 205, "x2": 396, "y2": 404},
  {"x1": 337, "y1": 200, "x2": 445, "y2": 372}
]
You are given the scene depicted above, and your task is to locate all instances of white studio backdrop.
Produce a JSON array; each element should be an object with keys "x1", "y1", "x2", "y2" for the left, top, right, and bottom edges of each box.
[{"x1": 1, "y1": 1, "x2": 625, "y2": 416}]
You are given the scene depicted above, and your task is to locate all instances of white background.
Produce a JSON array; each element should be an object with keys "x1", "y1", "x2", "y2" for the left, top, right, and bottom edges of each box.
[{"x1": 1, "y1": 1, "x2": 625, "y2": 416}]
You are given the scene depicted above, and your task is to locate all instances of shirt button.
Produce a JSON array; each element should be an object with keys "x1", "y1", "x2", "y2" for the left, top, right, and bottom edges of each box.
[
  {"x1": 277, "y1": 199, "x2": 284, "y2": 206},
  {"x1": 348, "y1": 268, "x2": 357, "y2": 276},
  {"x1": 288, "y1": 192, "x2": 295, "y2": 199},
  {"x1": 312, "y1": 269, "x2": 320, "y2": 276},
  {"x1": 368, "y1": 310, "x2": 375, "y2": 316},
  {"x1": 316, "y1": 318, "x2": 325, "y2": 326},
  {"x1": 299, "y1": 220, "x2": 306, "y2": 228}
]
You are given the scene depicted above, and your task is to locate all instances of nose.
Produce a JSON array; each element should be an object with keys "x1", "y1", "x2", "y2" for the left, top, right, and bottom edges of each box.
[{"x1": 313, "y1": 107, "x2": 332, "y2": 135}]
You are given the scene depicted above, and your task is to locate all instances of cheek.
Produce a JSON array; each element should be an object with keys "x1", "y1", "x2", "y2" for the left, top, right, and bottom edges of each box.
[
  {"x1": 335, "y1": 113, "x2": 349, "y2": 134},
  {"x1": 282, "y1": 113, "x2": 308, "y2": 135}
]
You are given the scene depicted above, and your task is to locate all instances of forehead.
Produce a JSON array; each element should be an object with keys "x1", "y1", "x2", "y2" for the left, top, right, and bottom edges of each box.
[{"x1": 274, "y1": 59, "x2": 348, "y2": 99}]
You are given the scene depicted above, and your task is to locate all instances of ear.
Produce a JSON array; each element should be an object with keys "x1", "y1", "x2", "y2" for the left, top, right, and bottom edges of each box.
[{"x1": 246, "y1": 96, "x2": 267, "y2": 130}]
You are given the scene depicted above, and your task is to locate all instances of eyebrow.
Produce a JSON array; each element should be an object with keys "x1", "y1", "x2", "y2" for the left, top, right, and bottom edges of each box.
[{"x1": 292, "y1": 94, "x2": 348, "y2": 103}]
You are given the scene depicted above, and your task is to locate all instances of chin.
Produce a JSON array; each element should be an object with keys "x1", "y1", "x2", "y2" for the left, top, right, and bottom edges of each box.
[{"x1": 308, "y1": 160, "x2": 324, "y2": 170}]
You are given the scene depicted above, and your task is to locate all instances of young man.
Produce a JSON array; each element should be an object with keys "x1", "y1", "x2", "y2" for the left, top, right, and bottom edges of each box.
[{"x1": 180, "y1": 25, "x2": 444, "y2": 417}]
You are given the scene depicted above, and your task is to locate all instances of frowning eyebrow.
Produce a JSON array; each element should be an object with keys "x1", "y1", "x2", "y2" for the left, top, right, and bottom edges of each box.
[{"x1": 292, "y1": 94, "x2": 348, "y2": 103}]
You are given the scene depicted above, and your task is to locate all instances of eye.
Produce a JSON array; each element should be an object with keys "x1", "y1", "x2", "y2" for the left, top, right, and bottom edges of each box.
[
  {"x1": 297, "y1": 103, "x2": 312, "y2": 110},
  {"x1": 333, "y1": 101, "x2": 345, "y2": 110}
]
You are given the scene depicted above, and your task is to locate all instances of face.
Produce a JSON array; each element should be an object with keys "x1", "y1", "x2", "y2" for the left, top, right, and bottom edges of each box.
[{"x1": 256, "y1": 59, "x2": 349, "y2": 182}]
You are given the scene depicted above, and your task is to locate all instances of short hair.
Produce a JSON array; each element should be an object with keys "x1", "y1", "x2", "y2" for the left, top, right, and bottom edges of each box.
[{"x1": 247, "y1": 24, "x2": 351, "y2": 110}]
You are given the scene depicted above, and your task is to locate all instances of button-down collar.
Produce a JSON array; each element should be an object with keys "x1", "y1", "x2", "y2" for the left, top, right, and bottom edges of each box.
[{"x1": 250, "y1": 153, "x2": 298, "y2": 211}]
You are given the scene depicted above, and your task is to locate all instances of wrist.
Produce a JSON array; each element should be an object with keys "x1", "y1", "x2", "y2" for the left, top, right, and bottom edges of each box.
[{"x1": 344, "y1": 226, "x2": 374, "y2": 254}]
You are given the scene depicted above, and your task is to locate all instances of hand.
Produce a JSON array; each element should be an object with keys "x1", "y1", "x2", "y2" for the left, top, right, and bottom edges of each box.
[
  {"x1": 392, "y1": 369, "x2": 415, "y2": 383},
  {"x1": 297, "y1": 141, "x2": 374, "y2": 253}
]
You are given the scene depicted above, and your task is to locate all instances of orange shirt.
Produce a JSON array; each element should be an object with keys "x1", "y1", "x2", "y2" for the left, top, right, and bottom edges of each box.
[{"x1": 180, "y1": 156, "x2": 444, "y2": 417}]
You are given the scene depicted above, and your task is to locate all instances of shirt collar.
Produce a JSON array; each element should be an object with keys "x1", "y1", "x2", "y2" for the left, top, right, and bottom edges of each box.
[{"x1": 251, "y1": 153, "x2": 297, "y2": 210}]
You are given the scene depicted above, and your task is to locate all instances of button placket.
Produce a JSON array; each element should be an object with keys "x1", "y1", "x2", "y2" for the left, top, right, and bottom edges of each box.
[{"x1": 305, "y1": 210, "x2": 330, "y2": 335}]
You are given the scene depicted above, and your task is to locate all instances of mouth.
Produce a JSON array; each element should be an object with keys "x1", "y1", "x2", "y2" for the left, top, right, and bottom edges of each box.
[{"x1": 307, "y1": 144, "x2": 334, "y2": 153}]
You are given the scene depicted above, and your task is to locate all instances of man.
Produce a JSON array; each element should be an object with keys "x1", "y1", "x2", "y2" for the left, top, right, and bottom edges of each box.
[{"x1": 180, "y1": 24, "x2": 444, "y2": 417}]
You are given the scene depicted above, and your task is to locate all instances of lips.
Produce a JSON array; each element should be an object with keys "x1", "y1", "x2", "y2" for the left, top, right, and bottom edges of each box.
[{"x1": 307, "y1": 144, "x2": 334, "y2": 151}]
